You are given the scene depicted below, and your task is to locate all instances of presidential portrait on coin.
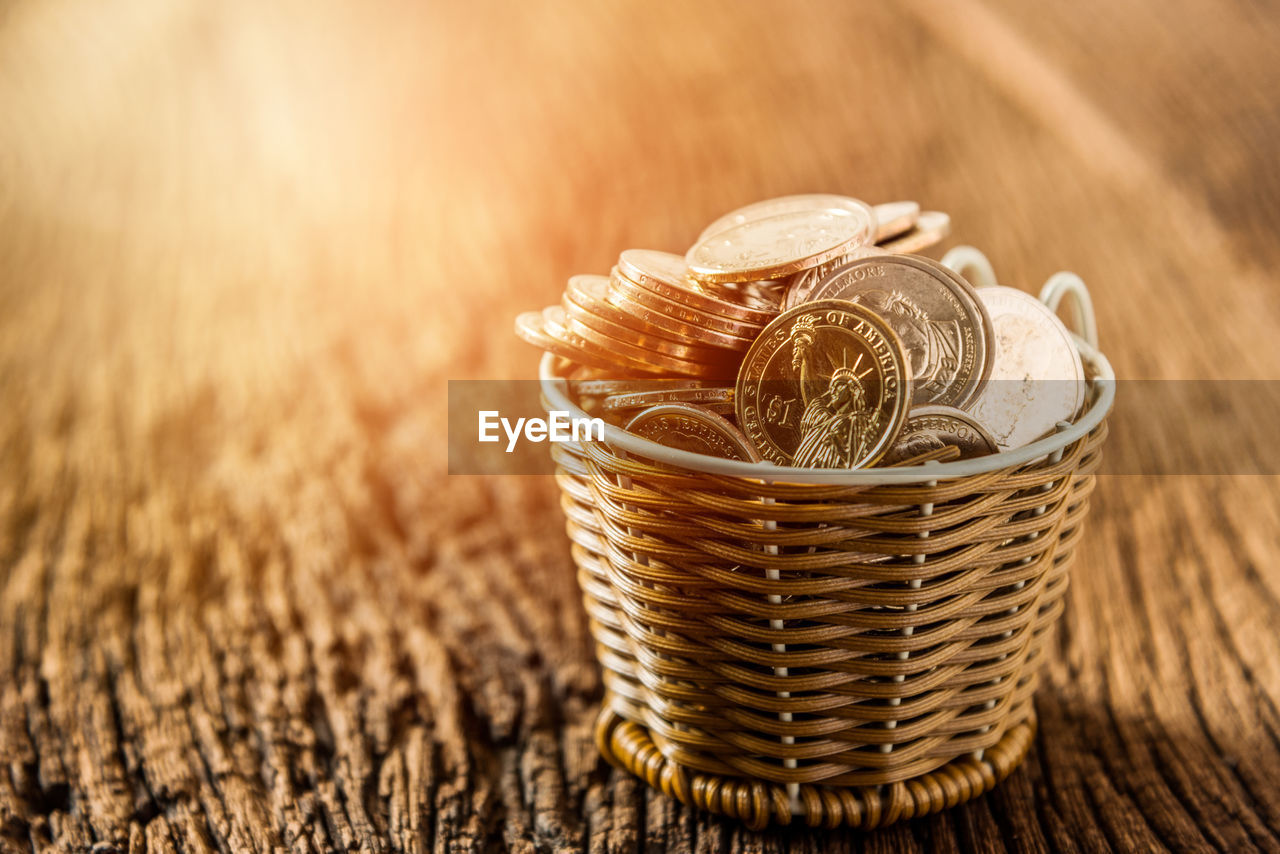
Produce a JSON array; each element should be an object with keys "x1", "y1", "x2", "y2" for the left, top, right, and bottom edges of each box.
[
  {"x1": 808, "y1": 254, "x2": 991, "y2": 407},
  {"x1": 846, "y1": 288, "x2": 962, "y2": 400}
]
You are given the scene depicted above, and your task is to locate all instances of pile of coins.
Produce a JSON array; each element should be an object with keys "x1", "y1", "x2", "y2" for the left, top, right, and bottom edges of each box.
[{"x1": 516, "y1": 194, "x2": 1086, "y2": 469}]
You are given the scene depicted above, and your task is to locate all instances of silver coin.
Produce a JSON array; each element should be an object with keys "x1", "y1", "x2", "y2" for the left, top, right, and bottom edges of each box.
[
  {"x1": 878, "y1": 211, "x2": 951, "y2": 255},
  {"x1": 967, "y1": 287, "x2": 1086, "y2": 450},
  {"x1": 873, "y1": 201, "x2": 921, "y2": 243}
]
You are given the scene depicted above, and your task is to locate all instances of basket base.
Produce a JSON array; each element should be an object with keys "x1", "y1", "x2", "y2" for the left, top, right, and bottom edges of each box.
[{"x1": 595, "y1": 701, "x2": 1036, "y2": 831}]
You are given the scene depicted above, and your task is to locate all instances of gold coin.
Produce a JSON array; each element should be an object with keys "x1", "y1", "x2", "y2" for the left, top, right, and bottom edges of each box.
[
  {"x1": 697, "y1": 279, "x2": 784, "y2": 315},
  {"x1": 561, "y1": 284, "x2": 738, "y2": 364},
  {"x1": 686, "y1": 207, "x2": 875, "y2": 284},
  {"x1": 625, "y1": 403, "x2": 761, "y2": 462},
  {"x1": 553, "y1": 307, "x2": 735, "y2": 379},
  {"x1": 878, "y1": 211, "x2": 951, "y2": 254},
  {"x1": 736, "y1": 300, "x2": 912, "y2": 468},
  {"x1": 608, "y1": 269, "x2": 765, "y2": 339},
  {"x1": 880, "y1": 405, "x2": 998, "y2": 465},
  {"x1": 807, "y1": 254, "x2": 993, "y2": 408},
  {"x1": 872, "y1": 201, "x2": 920, "y2": 243},
  {"x1": 697, "y1": 194, "x2": 876, "y2": 244},
  {"x1": 566, "y1": 274, "x2": 754, "y2": 352},
  {"x1": 619, "y1": 249, "x2": 777, "y2": 324},
  {"x1": 539, "y1": 307, "x2": 667, "y2": 376},
  {"x1": 967, "y1": 287, "x2": 1086, "y2": 450},
  {"x1": 516, "y1": 310, "x2": 648, "y2": 374},
  {"x1": 602, "y1": 386, "x2": 734, "y2": 413}
]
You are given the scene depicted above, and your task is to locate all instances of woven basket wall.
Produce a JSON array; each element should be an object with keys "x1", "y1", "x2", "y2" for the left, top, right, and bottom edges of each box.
[{"x1": 549, "y1": 407, "x2": 1107, "y2": 829}]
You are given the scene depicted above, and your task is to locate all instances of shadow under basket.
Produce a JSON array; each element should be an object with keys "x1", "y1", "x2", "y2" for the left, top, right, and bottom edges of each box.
[{"x1": 537, "y1": 273, "x2": 1115, "y2": 830}]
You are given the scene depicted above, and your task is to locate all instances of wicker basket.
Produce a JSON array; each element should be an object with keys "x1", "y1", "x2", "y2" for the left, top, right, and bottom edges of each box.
[{"x1": 539, "y1": 269, "x2": 1114, "y2": 829}]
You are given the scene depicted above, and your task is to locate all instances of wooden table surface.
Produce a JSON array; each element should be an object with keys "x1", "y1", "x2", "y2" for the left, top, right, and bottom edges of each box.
[{"x1": 3, "y1": 1, "x2": 1280, "y2": 851}]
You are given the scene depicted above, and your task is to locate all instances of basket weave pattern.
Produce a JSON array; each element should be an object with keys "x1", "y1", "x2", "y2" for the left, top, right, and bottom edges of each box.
[{"x1": 551, "y1": 419, "x2": 1107, "y2": 828}]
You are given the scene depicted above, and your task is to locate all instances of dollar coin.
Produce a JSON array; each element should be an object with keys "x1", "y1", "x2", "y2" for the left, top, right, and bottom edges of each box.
[
  {"x1": 735, "y1": 300, "x2": 911, "y2": 468},
  {"x1": 881, "y1": 405, "x2": 999, "y2": 465},
  {"x1": 608, "y1": 269, "x2": 765, "y2": 340},
  {"x1": 808, "y1": 254, "x2": 992, "y2": 408},
  {"x1": 567, "y1": 274, "x2": 756, "y2": 351},
  {"x1": 619, "y1": 249, "x2": 776, "y2": 323},
  {"x1": 686, "y1": 207, "x2": 876, "y2": 284},
  {"x1": 561, "y1": 279, "x2": 737, "y2": 363},
  {"x1": 697, "y1": 194, "x2": 876, "y2": 244},
  {"x1": 625, "y1": 403, "x2": 761, "y2": 462},
  {"x1": 515, "y1": 310, "x2": 647, "y2": 374}
]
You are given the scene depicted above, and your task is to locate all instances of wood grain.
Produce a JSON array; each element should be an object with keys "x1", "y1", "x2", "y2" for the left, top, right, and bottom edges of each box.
[{"x1": 2, "y1": 0, "x2": 1279, "y2": 850}]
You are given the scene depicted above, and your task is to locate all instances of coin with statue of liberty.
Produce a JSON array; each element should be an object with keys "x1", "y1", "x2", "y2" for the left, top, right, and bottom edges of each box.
[{"x1": 735, "y1": 300, "x2": 912, "y2": 468}]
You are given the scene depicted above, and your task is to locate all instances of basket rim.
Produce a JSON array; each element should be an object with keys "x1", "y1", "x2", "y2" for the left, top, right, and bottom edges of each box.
[{"x1": 538, "y1": 281, "x2": 1115, "y2": 485}]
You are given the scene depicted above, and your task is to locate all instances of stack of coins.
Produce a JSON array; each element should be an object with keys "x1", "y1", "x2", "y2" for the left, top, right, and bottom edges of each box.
[
  {"x1": 516, "y1": 194, "x2": 1086, "y2": 469},
  {"x1": 517, "y1": 248, "x2": 777, "y2": 379}
]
